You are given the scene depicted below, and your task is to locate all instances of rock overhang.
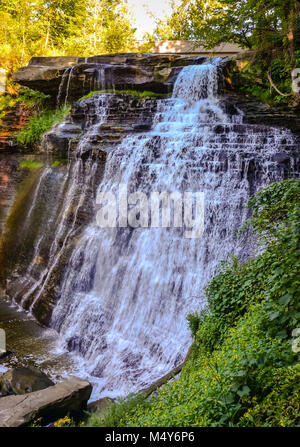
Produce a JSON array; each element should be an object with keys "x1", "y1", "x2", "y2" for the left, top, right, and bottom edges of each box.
[{"x1": 12, "y1": 53, "x2": 229, "y2": 103}]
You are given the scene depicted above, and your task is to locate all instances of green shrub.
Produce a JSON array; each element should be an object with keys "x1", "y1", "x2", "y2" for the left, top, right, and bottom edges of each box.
[
  {"x1": 242, "y1": 365, "x2": 300, "y2": 427},
  {"x1": 16, "y1": 105, "x2": 70, "y2": 145},
  {"x1": 17, "y1": 88, "x2": 50, "y2": 110},
  {"x1": 87, "y1": 393, "x2": 149, "y2": 427},
  {"x1": 195, "y1": 311, "x2": 226, "y2": 354},
  {"x1": 186, "y1": 313, "x2": 201, "y2": 338},
  {"x1": 238, "y1": 53, "x2": 300, "y2": 106},
  {"x1": 0, "y1": 88, "x2": 50, "y2": 121},
  {"x1": 121, "y1": 300, "x2": 298, "y2": 427}
]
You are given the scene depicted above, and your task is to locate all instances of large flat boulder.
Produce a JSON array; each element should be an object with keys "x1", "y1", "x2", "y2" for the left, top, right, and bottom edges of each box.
[
  {"x1": 12, "y1": 57, "x2": 80, "y2": 98},
  {"x1": 0, "y1": 376, "x2": 92, "y2": 427}
]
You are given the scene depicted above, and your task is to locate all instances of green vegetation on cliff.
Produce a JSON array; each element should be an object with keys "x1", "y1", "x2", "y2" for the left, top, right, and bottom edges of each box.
[
  {"x1": 16, "y1": 105, "x2": 70, "y2": 145},
  {"x1": 79, "y1": 90, "x2": 171, "y2": 101},
  {"x1": 88, "y1": 179, "x2": 300, "y2": 427},
  {"x1": 0, "y1": 87, "x2": 49, "y2": 120},
  {"x1": 0, "y1": 86, "x2": 70, "y2": 148}
]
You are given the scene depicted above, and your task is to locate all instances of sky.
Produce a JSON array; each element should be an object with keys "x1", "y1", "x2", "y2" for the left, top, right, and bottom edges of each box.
[{"x1": 126, "y1": 0, "x2": 179, "y2": 40}]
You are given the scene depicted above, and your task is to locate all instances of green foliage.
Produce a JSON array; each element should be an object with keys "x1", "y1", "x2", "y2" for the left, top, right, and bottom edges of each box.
[
  {"x1": 87, "y1": 393, "x2": 149, "y2": 427},
  {"x1": 118, "y1": 301, "x2": 298, "y2": 427},
  {"x1": 153, "y1": 0, "x2": 300, "y2": 53},
  {"x1": 237, "y1": 53, "x2": 300, "y2": 105},
  {"x1": 106, "y1": 179, "x2": 300, "y2": 427},
  {"x1": 207, "y1": 179, "x2": 300, "y2": 334},
  {"x1": 244, "y1": 178, "x2": 300, "y2": 238},
  {"x1": 19, "y1": 160, "x2": 44, "y2": 169},
  {"x1": 146, "y1": 0, "x2": 190, "y2": 41},
  {"x1": 0, "y1": 88, "x2": 50, "y2": 121},
  {"x1": 150, "y1": 0, "x2": 300, "y2": 105},
  {"x1": 79, "y1": 90, "x2": 170, "y2": 101},
  {"x1": 0, "y1": 94, "x2": 16, "y2": 119},
  {"x1": 186, "y1": 312, "x2": 201, "y2": 338},
  {"x1": 17, "y1": 88, "x2": 50, "y2": 110},
  {"x1": 0, "y1": 0, "x2": 136, "y2": 73},
  {"x1": 16, "y1": 105, "x2": 70, "y2": 145},
  {"x1": 241, "y1": 365, "x2": 300, "y2": 426},
  {"x1": 51, "y1": 160, "x2": 61, "y2": 168},
  {"x1": 194, "y1": 311, "x2": 226, "y2": 354}
]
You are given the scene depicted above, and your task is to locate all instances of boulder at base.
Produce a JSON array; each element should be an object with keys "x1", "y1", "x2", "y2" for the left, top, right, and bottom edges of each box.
[
  {"x1": 87, "y1": 397, "x2": 114, "y2": 415},
  {"x1": 0, "y1": 376, "x2": 92, "y2": 427},
  {"x1": 0, "y1": 367, "x2": 54, "y2": 396}
]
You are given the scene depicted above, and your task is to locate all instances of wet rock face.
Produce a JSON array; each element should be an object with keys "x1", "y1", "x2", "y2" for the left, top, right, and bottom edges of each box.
[
  {"x1": 1, "y1": 93, "x2": 160, "y2": 326},
  {"x1": 223, "y1": 93, "x2": 300, "y2": 137},
  {"x1": 0, "y1": 155, "x2": 29, "y2": 234},
  {"x1": 0, "y1": 367, "x2": 54, "y2": 396},
  {"x1": 0, "y1": 103, "x2": 33, "y2": 152},
  {"x1": 12, "y1": 53, "x2": 210, "y2": 102},
  {"x1": 223, "y1": 61, "x2": 300, "y2": 136},
  {"x1": 44, "y1": 93, "x2": 158, "y2": 157},
  {"x1": 12, "y1": 57, "x2": 80, "y2": 101}
]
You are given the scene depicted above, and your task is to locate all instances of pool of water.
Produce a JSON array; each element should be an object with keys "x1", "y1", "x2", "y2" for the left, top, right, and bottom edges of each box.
[
  {"x1": 0, "y1": 297, "x2": 77, "y2": 382},
  {"x1": 0, "y1": 297, "x2": 109, "y2": 401}
]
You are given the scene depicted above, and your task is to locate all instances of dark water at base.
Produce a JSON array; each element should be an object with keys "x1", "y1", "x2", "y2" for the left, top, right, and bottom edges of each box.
[
  {"x1": 0, "y1": 297, "x2": 108, "y2": 400},
  {"x1": 0, "y1": 297, "x2": 75, "y2": 380}
]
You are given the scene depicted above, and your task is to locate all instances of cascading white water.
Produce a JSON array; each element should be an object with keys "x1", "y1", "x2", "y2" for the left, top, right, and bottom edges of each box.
[
  {"x1": 10, "y1": 96, "x2": 111, "y2": 315},
  {"x1": 57, "y1": 66, "x2": 73, "y2": 107},
  {"x1": 50, "y1": 60, "x2": 297, "y2": 398}
]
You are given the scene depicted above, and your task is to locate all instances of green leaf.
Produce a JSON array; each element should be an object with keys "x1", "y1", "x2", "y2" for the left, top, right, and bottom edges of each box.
[
  {"x1": 269, "y1": 311, "x2": 280, "y2": 321},
  {"x1": 237, "y1": 386, "x2": 250, "y2": 397},
  {"x1": 279, "y1": 294, "x2": 292, "y2": 306}
]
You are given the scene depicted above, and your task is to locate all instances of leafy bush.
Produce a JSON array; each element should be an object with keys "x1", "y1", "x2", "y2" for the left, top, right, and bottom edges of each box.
[
  {"x1": 0, "y1": 88, "x2": 50, "y2": 120},
  {"x1": 17, "y1": 88, "x2": 50, "y2": 110},
  {"x1": 87, "y1": 393, "x2": 149, "y2": 427},
  {"x1": 16, "y1": 105, "x2": 70, "y2": 145},
  {"x1": 126, "y1": 301, "x2": 296, "y2": 426},
  {"x1": 186, "y1": 312, "x2": 201, "y2": 338}
]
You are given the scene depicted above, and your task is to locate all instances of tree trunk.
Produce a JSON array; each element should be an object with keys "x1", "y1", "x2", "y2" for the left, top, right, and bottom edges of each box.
[
  {"x1": 44, "y1": 29, "x2": 50, "y2": 50},
  {"x1": 284, "y1": 1, "x2": 297, "y2": 65},
  {"x1": 287, "y1": 8, "x2": 295, "y2": 63},
  {"x1": 21, "y1": 24, "x2": 26, "y2": 66}
]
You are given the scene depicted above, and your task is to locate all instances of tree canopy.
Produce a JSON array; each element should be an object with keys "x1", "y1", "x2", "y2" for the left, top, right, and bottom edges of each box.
[
  {"x1": 0, "y1": 0, "x2": 136, "y2": 74},
  {"x1": 150, "y1": 0, "x2": 300, "y2": 103},
  {"x1": 152, "y1": 0, "x2": 300, "y2": 62}
]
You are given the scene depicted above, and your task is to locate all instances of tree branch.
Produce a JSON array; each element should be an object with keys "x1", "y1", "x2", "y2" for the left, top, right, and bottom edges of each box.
[{"x1": 267, "y1": 68, "x2": 292, "y2": 97}]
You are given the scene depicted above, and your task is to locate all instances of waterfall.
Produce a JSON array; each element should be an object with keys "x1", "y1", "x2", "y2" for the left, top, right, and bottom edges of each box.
[
  {"x1": 56, "y1": 65, "x2": 77, "y2": 107},
  {"x1": 6, "y1": 97, "x2": 111, "y2": 316},
  {"x1": 56, "y1": 67, "x2": 72, "y2": 108},
  {"x1": 48, "y1": 60, "x2": 298, "y2": 398}
]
